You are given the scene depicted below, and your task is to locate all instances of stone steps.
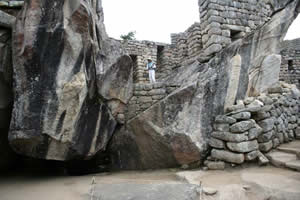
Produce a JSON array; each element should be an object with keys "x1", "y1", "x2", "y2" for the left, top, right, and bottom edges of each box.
[
  {"x1": 266, "y1": 141, "x2": 300, "y2": 172},
  {"x1": 276, "y1": 147, "x2": 300, "y2": 155}
]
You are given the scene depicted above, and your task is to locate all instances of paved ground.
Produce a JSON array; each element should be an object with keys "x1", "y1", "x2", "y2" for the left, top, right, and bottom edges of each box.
[
  {"x1": 176, "y1": 166, "x2": 300, "y2": 200},
  {"x1": 0, "y1": 166, "x2": 300, "y2": 200}
]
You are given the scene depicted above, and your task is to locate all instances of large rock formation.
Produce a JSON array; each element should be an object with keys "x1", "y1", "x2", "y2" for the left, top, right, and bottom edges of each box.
[
  {"x1": 0, "y1": 23, "x2": 17, "y2": 170},
  {"x1": 8, "y1": 0, "x2": 133, "y2": 161},
  {"x1": 109, "y1": 0, "x2": 300, "y2": 170}
]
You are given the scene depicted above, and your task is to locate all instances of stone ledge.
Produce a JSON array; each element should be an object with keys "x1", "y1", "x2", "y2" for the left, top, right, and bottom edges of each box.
[
  {"x1": 0, "y1": 10, "x2": 15, "y2": 28},
  {"x1": 0, "y1": 1, "x2": 23, "y2": 8}
]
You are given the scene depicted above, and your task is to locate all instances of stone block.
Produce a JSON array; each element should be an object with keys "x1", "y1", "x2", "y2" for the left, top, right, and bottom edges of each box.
[
  {"x1": 258, "y1": 118, "x2": 275, "y2": 132},
  {"x1": 244, "y1": 97, "x2": 255, "y2": 105},
  {"x1": 204, "y1": 44, "x2": 222, "y2": 55},
  {"x1": 213, "y1": 123, "x2": 229, "y2": 132},
  {"x1": 215, "y1": 115, "x2": 236, "y2": 124},
  {"x1": 246, "y1": 99, "x2": 264, "y2": 108},
  {"x1": 211, "y1": 149, "x2": 245, "y2": 164},
  {"x1": 211, "y1": 131, "x2": 248, "y2": 143},
  {"x1": 259, "y1": 141, "x2": 273, "y2": 152},
  {"x1": 205, "y1": 160, "x2": 225, "y2": 170},
  {"x1": 258, "y1": 95, "x2": 274, "y2": 105},
  {"x1": 272, "y1": 138, "x2": 280, "y2": 148},
  {"x1": 253, "y1": 111, "x2": 271, "y2": 121},
  {"x1": 296, "y1": 127, "x2": 300, "y2": 139},
  {"x1": 258, "y1": 151, "x2": 269, "y2": 165},
  {"x1": 139, "y1": 96, "x2": 152, "y2": 103},
  {"x1": 227, "y1": 140, "x2": 259, "y2": 153},
  {"x1": 258, "y1": 131, "x2": 273, "y2": 143},
  {"x1": 245, "y1": 150, "x2": 259, "y2": 161},
  {"x1": 148, "y1": 89, "x2": 166, "y2": 96},
  {"x1": 209, "y1": 138, "x2": 225, "y2": 149},
  {"x1": 0, "y1": 10, "x2": 15, "y2": 28},
  {"x1": 248, "y1": 125, "x2": 263, "y2": 140},
  {"x1": 230, "y1": 112, "x2": 251, "y2": 120},
  {"x1": 230, "y1": 120, "x2": 256, "y2": 133},
  {"x1": 226, "y1": 104, "x2": 245, "y2": 112}
]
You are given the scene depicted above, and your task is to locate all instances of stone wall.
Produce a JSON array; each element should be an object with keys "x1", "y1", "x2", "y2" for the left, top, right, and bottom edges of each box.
[
  {"x1": 280, "y1": 38, "x2": 300, "y2": 88},
  {"x1": 170, "y1": 22, "x2": 202, "y2": 65},
  {"x1": 205, "y1": 83, "x2": 300, "y2": 169},
  {"x1": 126, "y1": 82, "x2": 180, "y2": 120},
  {"x1": 199, "y1": 0, "x2": 271, "y2": 56},
  {"x1": 122, "y1": 40, "x2": 180, "y2": 83}
]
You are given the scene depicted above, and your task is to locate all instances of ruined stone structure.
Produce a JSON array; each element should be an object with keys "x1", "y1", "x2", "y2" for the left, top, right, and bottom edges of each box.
[
  {"x1": 199, "y1": 0, "x2": 272, "y2": 56},
  {"x1": 0, "y1": 0, "x2": 299, "y2": 174},
  {"x1": 125, "y1": 0, "x2": 275, "y2": 86},
  {"x1": 170, "y1": 22, "x2": 202, "y2": 65},
  {"x1": 205, "y1": 84, "x2": 300, "y2": 169},
  {"x1": 121, "y1": 40, "x2": 174, "y2": 83},
  {"x1": 280, "y1": 38, "x2": 300, "y2": 88}
]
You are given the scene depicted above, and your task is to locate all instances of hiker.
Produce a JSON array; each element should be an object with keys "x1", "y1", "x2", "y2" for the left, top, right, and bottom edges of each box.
[{"x1": 146, "y1": 58, "x2": 156, "y2": 83}]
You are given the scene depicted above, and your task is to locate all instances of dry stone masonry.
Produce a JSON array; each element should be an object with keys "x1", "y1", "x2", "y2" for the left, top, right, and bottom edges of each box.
[
  {"x1": 0, "y1": 0, "x2": 299, "y2": 173},
  {"x1": 280, "y1": 38, "x2": 300, "y2": 88},
  {"x1": 205, "y1": 83, "x2": 300, "y2": 169},
  {"x1": 199, "y1": 0, "x2": 272, "y2": 56},
  {"x1": 126, "y1": 83, "x2": 180, "y2": 120}
]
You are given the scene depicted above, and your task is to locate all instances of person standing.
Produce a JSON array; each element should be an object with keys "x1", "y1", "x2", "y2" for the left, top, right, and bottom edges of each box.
[{"x1": 146, "y1": 58, "x2": 156, "y2": 83}]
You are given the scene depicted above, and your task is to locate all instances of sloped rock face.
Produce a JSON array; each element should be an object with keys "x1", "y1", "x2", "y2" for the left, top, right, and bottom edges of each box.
[
  {"x1": 109, "y1": 0, "x2": 300, "y2": 170},
  {"x1": 9, "y1": 0, "x2": 133, "y2": 161}
]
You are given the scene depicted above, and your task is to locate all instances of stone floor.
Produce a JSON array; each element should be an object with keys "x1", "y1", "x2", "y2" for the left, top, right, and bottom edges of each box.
[
  {"x1": 267, "y1": 140, "x2": 300, "y2": 171},
  {"x1": 0, "y1": 165, "x2": 300, "y2": 200}
]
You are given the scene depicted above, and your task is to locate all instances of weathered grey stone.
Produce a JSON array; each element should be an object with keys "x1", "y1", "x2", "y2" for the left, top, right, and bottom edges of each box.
[
  {"x1": 245, "y1": 150, "x2": 259, "y2": 161},
  {"x1": 215, "y1": 115, "x2": 236, "y2": 124},
  {"x1": 268, "y1": 86, "x2": 283, "y2": 94},
  {"x1": 227, "y1": 140, "x2": 259, "y2": 153},
  {"x1": 246, "y1": 100, "x2": 264, "y2": 108},
  {"x1": 209, "y1": 137, "x2": 225, "y2": 149},
  {"x1": 230, "y1": 120, "x2": 256, "y2": 133},
  {"x1": 211, "y1": 149, "x2": 245, "y2": 164},
  {"x1": 258, "y1": 118, "x2": 275, "y2": 132},
  {"x1": 258, "y1": 131, "x2": 273, "y2": 143},
  {"x1": 88, "y1": 183, "x2": 200, "y2": 200},
  {"x1": 9, "y1": 0, "x2": 132, "y2": 161},
  {"x1": 253, "y1": 111, "x2": 271, "y2": 121},
  {"x1": 213, "y1": 123, "x2": 229, "y2": 131},
  {"x1": 258, "y1": 95, "x2": 274, "y2": 105},
  {"x1": 90, "y1": 0, "x2": 300, "y2": 170},
  {"x1": 254, "y1": 54, "x2": 282, "y2": 93},
  {"x1": 205, "y1": 160, "x2": 225, "y2": 170},
  {"x1": 259, "y1": 141, "x2": 273, "y2": 152},
  {"x1": 272, "y1": 138, "x2": 280, "y2": 148},
  {"x1": 277, "y1": 132, "x2": 285, "y2": 143},
  {"x1": 203, "y1": 187, "x2": 218, "y2": 196},
  {"x1": 230, "y1": 112, "x2": 251, "y2": 120},
  {"x1": 0, "y1": 10, "x2": 15, "y2": 28},
  {"x1": 148, "y1": 89, "x2": 166, "y2": 96},
  {"x1": 295, "y1": 128, "x2": 300, "y2": 139},
  {"x1": 244, "y1": 97, "x2": 255, "y2": 105},
  {"x1": 211, "y1": 131, "x2": 248, "y2": 142},
  {"x1": 110, "y1": 84, "x2": 210, "y2": 170},
  {"x1": 224, "y1": 54, "x2": 242, "y2": 111},
  {"x1": 226, "y1": 104, "x2": 245, "y2": 112},
  {"x1": 258, "y1": 151, "x2": 269, "y2": 165},
  {"x1": 248, "y1": 125, "x2": 263, "y2": 140}
]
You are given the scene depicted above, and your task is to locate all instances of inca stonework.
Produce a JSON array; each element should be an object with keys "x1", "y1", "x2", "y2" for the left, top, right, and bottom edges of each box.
[
  {"x1": 280, "y1": 38, "x2": 300, "y2": 88},
  {"x1": 0, "y1": 0, "x2": 299, "y2": 174}
]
